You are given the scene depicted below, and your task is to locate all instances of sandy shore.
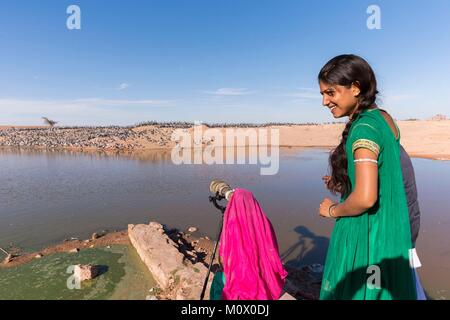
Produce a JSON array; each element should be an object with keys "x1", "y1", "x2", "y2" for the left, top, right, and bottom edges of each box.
[
  {"x1": 1, "y1": 120, "x2": 449, "y2": 160},
  {"x1": 277, "y1": 120, "x2": 450, "y2": 160}
]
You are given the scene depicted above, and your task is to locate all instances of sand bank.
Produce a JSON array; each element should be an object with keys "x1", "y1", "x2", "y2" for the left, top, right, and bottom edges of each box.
[{"x1": 1, "y1": 120, "x2": 449, "y2": 160}]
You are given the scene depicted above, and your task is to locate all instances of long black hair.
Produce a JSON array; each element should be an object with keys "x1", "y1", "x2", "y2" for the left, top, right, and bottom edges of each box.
[{"x1": 318, "y1": 54, "x2": 379, "y2": 197}]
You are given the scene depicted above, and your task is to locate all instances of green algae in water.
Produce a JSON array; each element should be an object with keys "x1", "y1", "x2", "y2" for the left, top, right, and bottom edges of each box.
[{"x1": 0, "y1": 245, "x2": 156, "y2": 300}]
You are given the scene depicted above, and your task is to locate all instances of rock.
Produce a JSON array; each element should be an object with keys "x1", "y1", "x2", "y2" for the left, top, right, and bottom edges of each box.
[
  {"x1": 69, "y1": 248, "x2": 80, "y2": 253},
  {"x1": 284, "y1": 265, "x2": 322, "y2": 300},
  {"x1": 91, "y1": 233, "x2": 99, "y2": 240},
  {"x1": 3, "y1": 254, "x2": 13, "y2": 264},
  {"x1": 145, "y1": 295, "x2": 158, "y2": 300},
  {"x1": 35, "y1": 253, "x2": 43, "y2": 259},
  {"x1": 74, "y1": 264, "x2": 100, "y2": 281},
  {"x1": 148, "y1": 222, "x2": 164, "y2": 231},
  {"x1": 187, "y1": 227, "x2": 198, "y2": 233},
  {"x1": 128, "y1": 223, "x2": 184, "y2": 289},
  {"x1": 128, "y1": 222, "x2": 212, "y2": 300}
]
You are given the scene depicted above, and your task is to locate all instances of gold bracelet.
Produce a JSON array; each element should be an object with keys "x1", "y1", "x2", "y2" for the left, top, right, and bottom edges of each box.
[{"x1": 329, "y1": 204, "x2": 338, "y2": 218}]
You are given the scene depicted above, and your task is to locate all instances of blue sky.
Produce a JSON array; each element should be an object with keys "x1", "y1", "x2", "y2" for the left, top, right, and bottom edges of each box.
[{"x1": 1, "y1": 0, "x2": 449, "y2": 126}]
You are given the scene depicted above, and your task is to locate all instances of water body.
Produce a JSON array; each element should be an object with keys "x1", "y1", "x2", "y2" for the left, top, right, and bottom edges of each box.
[{"x1": 0, "y1": 147, "x2": 448, "y2": 299}]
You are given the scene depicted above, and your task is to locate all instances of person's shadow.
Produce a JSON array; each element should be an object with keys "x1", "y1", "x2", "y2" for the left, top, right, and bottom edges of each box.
[{"x1": 281, "y1": 225, "x2": 329, "y2": 268}]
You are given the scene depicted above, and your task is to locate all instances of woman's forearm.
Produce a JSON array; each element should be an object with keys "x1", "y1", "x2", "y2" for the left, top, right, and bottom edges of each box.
[{"x1": 332, "y1": 192, "x2": 375, "y2": 217}]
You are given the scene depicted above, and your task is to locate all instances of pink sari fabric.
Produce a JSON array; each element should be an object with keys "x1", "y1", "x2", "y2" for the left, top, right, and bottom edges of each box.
[{"x1": 219, "y1": 188, "x2": 288, "y2": 300}]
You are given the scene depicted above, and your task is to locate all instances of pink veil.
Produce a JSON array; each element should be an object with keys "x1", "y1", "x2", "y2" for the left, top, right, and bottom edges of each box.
[{"x1": 219, "y1": 188, "x2": 288, "y2": 300}]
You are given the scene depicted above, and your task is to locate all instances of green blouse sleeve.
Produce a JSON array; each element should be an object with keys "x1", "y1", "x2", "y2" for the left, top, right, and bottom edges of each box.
[{"x1": 348, "y1": 121, "x2": 383, "y2": 158}]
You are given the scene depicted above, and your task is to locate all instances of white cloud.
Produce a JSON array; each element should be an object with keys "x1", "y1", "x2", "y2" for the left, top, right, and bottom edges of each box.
[
  {"x1": 205, "y1": 88, "x2": 255, "y2": 96},
  {"x1": 117, "y1": 83, "x2": 130, "y2": 91}
]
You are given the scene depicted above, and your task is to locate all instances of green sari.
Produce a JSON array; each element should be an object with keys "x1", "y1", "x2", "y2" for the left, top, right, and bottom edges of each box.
[
  {"x1": 320, "y1": 108, "x2": 417, "y2": 300},
  {"x1": 210, "y1": 271, "x2": 226, "y2": 300}
]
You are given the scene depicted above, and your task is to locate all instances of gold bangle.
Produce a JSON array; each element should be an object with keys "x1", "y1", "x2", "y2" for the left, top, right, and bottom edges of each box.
[{"x1": 329, "y1": 204, "x2": 338, "y2": 218}]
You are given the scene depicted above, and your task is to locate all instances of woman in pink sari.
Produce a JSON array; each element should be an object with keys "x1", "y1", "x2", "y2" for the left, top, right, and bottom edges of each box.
[{"x1": 213, "y1": 188, "x2": 288, "y2": 300}]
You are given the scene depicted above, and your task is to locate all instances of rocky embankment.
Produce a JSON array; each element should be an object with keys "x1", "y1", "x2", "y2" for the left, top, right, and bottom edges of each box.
[
  {"x1": 2, "y1": 119, "x2": 450, "y2": 160},
  {"x1": 1, "y1": 221, "x2": 322, "y2": 300},
  {"x1": 0, "y1": 126, "x2": 175, "y2": 150}
]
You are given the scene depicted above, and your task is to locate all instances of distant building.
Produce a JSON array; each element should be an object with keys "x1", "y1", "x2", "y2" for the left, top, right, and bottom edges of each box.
[{"x1": 428, "y1": 114, "x2": 448, "y2": 121}]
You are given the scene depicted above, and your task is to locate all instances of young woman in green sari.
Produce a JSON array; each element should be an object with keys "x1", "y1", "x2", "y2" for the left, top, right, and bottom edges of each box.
[{"x1": 317, "y1": 54, "x2": 417, "y2": 300}]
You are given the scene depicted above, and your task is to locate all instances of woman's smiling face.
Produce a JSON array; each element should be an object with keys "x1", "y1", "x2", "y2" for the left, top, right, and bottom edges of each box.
[{"x1": 319, "y1": 81, "x2": 360, "y2": 119}]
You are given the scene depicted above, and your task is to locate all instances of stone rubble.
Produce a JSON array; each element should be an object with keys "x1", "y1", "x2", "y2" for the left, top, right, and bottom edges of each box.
[
  {"x1": 74, "y1": 264, "x2": 100, "y2": 281},
  {"x1": 0, "y1": 126, "x2": 174, "y2": 150}
]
